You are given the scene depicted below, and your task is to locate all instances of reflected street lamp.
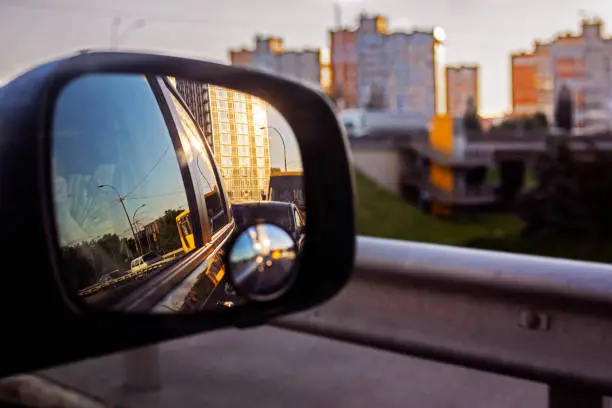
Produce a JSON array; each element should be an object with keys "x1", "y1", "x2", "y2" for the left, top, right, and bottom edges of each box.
[
  {"x1": 97, "y1": 184, "x2": 143, "y2": 256},
  {"x1": 260, "y1": 126, "x2": 287, "y2": 172}
]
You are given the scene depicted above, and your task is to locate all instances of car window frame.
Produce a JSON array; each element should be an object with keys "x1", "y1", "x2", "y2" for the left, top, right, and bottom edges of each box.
[
  {"x1": 155, "y1": 77, "x2": 233, "y2": 242},
  {"x1": 50, "y1": 73, "x2": 202, "y2": 295}
]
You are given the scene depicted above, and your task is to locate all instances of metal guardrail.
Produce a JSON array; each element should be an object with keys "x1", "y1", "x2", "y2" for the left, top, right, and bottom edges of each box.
[{"x1": 275, "y1": 236, "x2": 612, "y2": 408}]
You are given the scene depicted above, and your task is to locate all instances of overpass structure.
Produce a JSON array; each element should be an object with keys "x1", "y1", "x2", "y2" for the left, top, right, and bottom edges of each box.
[{"x1": 350, "y1": 124, "x2": 612, "y2": 215}]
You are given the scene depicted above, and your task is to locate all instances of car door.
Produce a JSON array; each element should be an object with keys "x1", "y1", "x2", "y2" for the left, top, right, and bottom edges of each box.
[{"x1": 147, "y1": 77, "x2": 239, "y2": 312}]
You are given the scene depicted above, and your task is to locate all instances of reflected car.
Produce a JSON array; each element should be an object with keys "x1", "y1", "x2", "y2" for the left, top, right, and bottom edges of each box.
[{"x1": 231, "y1": 201, "x2": 305, "y2": 249}]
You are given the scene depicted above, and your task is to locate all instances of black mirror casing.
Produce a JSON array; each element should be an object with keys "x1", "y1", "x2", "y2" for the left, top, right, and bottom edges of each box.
[{"x1": 0, "y1": 51, "x2": 355, "y2": 376}]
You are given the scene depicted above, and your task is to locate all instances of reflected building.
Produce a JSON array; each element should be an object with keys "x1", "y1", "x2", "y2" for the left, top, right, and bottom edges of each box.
[
  {"x1": 174, "y1": 79, "x2": 214, "y2": 149},
  {"x1": 208, "y1": 85, "x2": 271, "y2": 202}
]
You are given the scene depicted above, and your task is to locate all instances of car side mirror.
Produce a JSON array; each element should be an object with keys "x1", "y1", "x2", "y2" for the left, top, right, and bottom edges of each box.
[{"x1": 0, "y1": 51, "x2": 355, "y2": 377}]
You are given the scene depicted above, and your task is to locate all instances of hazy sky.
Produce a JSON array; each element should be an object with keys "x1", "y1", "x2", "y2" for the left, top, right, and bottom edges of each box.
[{"x1": 1, "y1": 0, "x2": 611, "y2": 115}]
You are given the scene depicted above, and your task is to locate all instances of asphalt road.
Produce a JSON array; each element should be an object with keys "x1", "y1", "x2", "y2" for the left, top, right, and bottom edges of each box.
[{"x1": 39, "y1": 326, "x2": 547, "y2": 408}]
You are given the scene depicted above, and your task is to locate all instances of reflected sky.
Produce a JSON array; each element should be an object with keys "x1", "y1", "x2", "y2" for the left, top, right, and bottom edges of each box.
[
  {"x1": 53, "y1": 74, "x2": 188, "y2": 245},
  {"x1": 230, "y1": 224, "x2": 295, "y2": 263},
  {"x1": 266, "y1": 105, "x2": 302, "y2": 173}
]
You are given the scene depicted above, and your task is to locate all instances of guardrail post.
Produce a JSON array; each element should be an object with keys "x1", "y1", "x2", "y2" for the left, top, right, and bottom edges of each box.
[
  {"x1": 548, "y1": 385, "x2": 603, "y2": 408},
  {"x1": 122, "y1": 345, "x2": 161, "y2": 392}
]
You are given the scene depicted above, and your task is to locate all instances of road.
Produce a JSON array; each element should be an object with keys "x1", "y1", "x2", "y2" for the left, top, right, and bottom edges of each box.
[{"x1": 39, "y1": 326, "x2": 546, "y2": 408}]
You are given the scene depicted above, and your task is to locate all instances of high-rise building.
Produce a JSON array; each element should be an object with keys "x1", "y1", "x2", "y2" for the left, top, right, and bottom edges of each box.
[
  {"x1": 229, "y1": 36, "x2": 321, "y2": 90},
  {"x1": 356, "y1": 14, "x2": 389, "y2": 108},
  {"x1": 208, "y1": 85, "x2": 271, "y2": 202},
  {"x1": 446, "y1": 65, "x2": 480, "y2": 118},
  {"x1": 330, "y1": 14, "x2": 441, "y2": 123},
  {"x1": 511, "y1": 18, "x2": 612, "y2": 130},
  {"x1": 384, "y1": 30, "x2": 440, "y2": 122},
  {"x1": 174, "y1": 79, "x2": 214, "y2": 149},
  {"x1": 330, "y1": 28, "x2": 358, "y2": 108}
]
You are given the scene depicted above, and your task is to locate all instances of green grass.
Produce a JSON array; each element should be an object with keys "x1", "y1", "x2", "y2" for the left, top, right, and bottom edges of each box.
[
  {"x1": 355, "y1": 171, "x2": 523, "y2": 246},
  {"x1": 355, "y1": 170, "x2": 612, "y2": 263}
]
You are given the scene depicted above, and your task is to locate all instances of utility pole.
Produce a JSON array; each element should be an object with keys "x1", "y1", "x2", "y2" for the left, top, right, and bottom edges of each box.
[
  {"x1": 98, "y1": 184, "x2": 143, "y2": 256},
  {"x1": 334, "y1": 2, "x2": 342, "y2": 29}
]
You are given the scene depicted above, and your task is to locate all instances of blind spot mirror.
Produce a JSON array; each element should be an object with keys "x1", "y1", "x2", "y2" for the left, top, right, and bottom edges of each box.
[{"x1": 228, "y1": 223, "x2": 298, "y2": 301}]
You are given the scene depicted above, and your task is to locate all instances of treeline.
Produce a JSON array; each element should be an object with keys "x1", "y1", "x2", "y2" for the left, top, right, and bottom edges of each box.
[{"x1": 61, "y1": 208, "x2": 185, "y2": 290}]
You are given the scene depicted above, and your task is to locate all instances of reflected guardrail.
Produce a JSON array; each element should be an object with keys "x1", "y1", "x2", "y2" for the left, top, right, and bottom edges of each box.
[{"x1": 78, "y1": 249, "x2": 186, "y2": 297}]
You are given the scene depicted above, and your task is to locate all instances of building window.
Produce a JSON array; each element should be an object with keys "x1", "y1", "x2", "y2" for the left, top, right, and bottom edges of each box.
[
  {"x1": 237, "y1": 135, "x2": 249, "y2": 146},
  {"x1": 239, "y1": 157, "x2": 250, "y2": 167},
  {"x1": 239, "y1": 167, "x2": 250, "y2": 177},
  {"x1": 217, "y1": 111, "x2": 230, "y2": 121},
  {"x1": 257, "y1": 169, "x2": 266, "y2": 178},
  {"x1": 236, "y1": 124, "x2": 248, "y2": 134},
  {"x1": 219, "y1": 122, "x2": 230, "y2": 133},
  {"x1": 215, "y1": 89, "x2": 228, "y2": 100},
  {"x1": 221, "y1": 157, "x2": 233, "y2": 167},
  {"x1": 256, "y1": 158, "x2": 265, "y2": 167},
  {"x1": 256, "y1": 147, "x2": 265, "y2": 157},
  {"x1": 216, "y1": 100, "x2": 229, "y2": 110},
  {"x1": 234, "y1": 102, "x2": 246, "y2": 112},
  {"x1": 238, "y1": 146, "x2": 250, "y2": 157},
  {"x1": 234, "y1": 93, "x2": 246, "y2": 102},
  {"x1": 222, "y1": 168, "x2": 233, "y2": 178},
  {"x1": 236, "y1": 113, "x2": 248, "y2": 123},
  {"x1": 221, "y1": 145, "x2": 232, "y2": 156},
  {"x1": 255, "y1": 136, "x2": 264, "y2": 146},
  {"x1": 220, "y1": 132, "x2": 231, "y2": 144}
]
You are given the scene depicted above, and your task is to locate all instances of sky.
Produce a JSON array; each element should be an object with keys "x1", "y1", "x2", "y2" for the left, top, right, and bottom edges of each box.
[
  {"x1": 1, "y1": 0, "x2": 611, "y2": 115},
  {"x1": 267, "y1": 104, "x2": 302, "y2": 172}
]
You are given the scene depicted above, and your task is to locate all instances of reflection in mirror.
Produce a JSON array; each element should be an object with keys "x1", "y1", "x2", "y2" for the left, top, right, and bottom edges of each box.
[
  {"x1": 228, "y1": 224, "x2": 298, "y2": 301},
  {"x1": 51, "y1": 73, "x2": 304, "y2": 314}
]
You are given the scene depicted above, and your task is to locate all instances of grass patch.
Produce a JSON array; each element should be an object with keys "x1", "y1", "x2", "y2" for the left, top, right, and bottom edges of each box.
[
  {"x1": 355, "y1": 170, "x2": 612, "y2": 263},
  {"x1": 355, "y1": 170, "x2": 523, "y2": 246}
]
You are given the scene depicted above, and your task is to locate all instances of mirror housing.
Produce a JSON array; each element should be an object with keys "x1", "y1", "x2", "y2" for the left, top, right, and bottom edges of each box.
[{"x1": 0, "y1": 51, "x2": 355, "y2": 376}]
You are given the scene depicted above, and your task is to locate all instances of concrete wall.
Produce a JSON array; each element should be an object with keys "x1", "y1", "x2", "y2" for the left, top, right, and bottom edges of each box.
[{"x1": 351, "y1": 148, "x2": 401, "y2": 195}]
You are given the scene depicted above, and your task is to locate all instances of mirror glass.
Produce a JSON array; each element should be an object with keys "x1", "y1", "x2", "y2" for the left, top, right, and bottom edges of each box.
[
  {"x1": 51, "y1": 73, "x2": 305, "y2": 313},
  {"x1": 228, "y1": 224, "x2": 298, "y2": 300}
]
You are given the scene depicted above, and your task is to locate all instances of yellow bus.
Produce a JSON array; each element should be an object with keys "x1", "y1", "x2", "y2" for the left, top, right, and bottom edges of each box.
[{"x1": 176, "y1": 209, "x2": 195, "y2": 254}]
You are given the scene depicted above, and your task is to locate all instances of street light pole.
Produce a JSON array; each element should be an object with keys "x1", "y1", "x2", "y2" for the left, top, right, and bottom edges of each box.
[
  {"x1": 133, "y1": 204, "x2": 147, "y2": 253},
  {"x1": 261, "y1": 126, "x2": 287, "y2": 172},
  {"x1": 110, "y1": 17, "x2": 146, "y2": 50},
  {"x1": 98, "y1": 184, "x2": 143, "y2": 256}
]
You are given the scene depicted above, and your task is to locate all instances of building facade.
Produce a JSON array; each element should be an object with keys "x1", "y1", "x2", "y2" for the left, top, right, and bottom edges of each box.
[
  {"x1": 329, "y1": 28, "x2": 359, "y2": 108},
  {"x1": 229, "y1": 36, "x2": 321, "y2": 90},
  {"x1": 511, "y1": 18, "x2": 612, "y2": 130},
  {"x1": 330, "y1": 14, "x2": 441, "y2": 122},
  {"x1": 207, "y1": 86, "x2": 271, "y2": 202},
  {"x1": 446, "y1": 65, "x2": 480, "y2": 118}
]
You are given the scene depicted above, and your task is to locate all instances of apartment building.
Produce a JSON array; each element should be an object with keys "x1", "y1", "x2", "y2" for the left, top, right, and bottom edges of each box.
[
  {"x1": 229, "y1": 36, "x2": 321, "y2": 90},
  {"x1": 511, "y1": 18, "x2": 612, "y2": 130},
  {"x1": 446, "y1": 65, "x2": 480, "y2": 118}
]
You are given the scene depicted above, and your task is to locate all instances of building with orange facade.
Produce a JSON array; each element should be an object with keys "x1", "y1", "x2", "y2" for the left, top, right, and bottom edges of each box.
[
  {"x1": 330, "y1": 28, "x2": 359, "y2": 108},
  {"x1": 511, "y1": 18, "x2": 612, "y2": 130},
  {"x1": 446, "y1": 65, "x2": 479, "y2": 118}
]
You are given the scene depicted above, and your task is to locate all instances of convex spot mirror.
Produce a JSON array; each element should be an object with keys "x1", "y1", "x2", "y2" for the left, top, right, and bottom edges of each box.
[
  {"x1": 51, "y1": 73, "x2": 308, "y2": 314},
  {"x1": 228, "y1": 223, "x2": 298, "y2": 301}
]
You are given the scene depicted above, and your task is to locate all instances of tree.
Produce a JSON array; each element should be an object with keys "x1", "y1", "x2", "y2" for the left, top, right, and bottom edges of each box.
[
  {"x1": 533, "y1": 112, "x2": 549, "y2": 129},
  {"x1": 554, "y1": 84, "x2": 573, "y2": 134},
  {"x1": 462, "y1": 96, "x2": 482, "y2": 133},
  {"x1": 155, "y1": 209, "x2": 185, "y2": 253}
]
